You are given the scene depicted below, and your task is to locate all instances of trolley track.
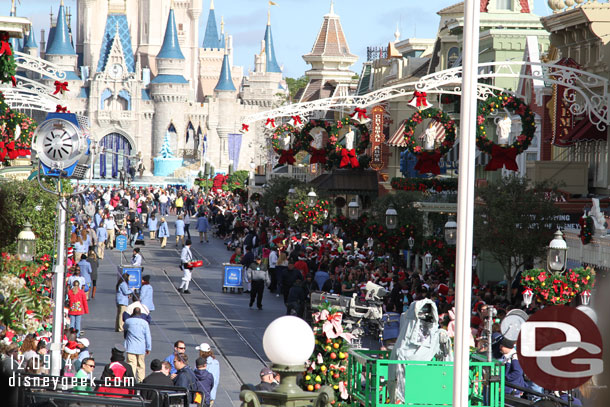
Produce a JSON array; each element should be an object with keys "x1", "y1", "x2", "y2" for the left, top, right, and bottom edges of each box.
[{"x1": 160, "y1": 245, "x2": 268, "y2": 386}]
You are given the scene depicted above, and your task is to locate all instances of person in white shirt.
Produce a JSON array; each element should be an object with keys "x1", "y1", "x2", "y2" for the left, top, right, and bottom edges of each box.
[
  {"x1": 132, "y1": 248, "x2": 143, "y2": 267},
  {"x1": 268, "y1": 248, "x2": 279, "y2": 293},
  {"x1": 178, "y1": 240, "x2": 194, "y2": 294}
]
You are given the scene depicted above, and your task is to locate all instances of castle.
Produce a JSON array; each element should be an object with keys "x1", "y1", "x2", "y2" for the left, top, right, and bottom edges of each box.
[{"x1": 17, "y1": 0, "x2": 287, "y2": 178}]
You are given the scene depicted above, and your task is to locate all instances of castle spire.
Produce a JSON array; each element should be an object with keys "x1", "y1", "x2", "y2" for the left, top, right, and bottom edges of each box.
[
  {"x1": 157, "y1": 6, "x2": 184, "y2": 59},
  {"x1": 215, "y1": 39, "x2": 236, "y2": 91},
  {"x1": 202, "y1": 0, "x2": 220, "y2": 48},
  {"x1": 263, "y1": 9, "x2": 281, "y2": 73},
  {"x1": 24, "y1": 28, "x2": 38, "y2": 49},
  {"x1": 218, "y1": 16, "x2": 225, "y2": 49},
  {"x1": 46, "y1": 1, "x2": 75, "y2": 55}
]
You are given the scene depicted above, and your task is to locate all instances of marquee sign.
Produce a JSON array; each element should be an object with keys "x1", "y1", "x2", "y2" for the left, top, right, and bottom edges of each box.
[{"x1": 369, "y1": 105, "x2": 384, "y2": 171}]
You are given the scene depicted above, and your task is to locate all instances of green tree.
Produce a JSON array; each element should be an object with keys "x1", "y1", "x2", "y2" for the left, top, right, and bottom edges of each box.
[
  {"x1": 259, "y1": 176, "x2": 305, "y2": 217},
  {"x1": 0, "y1": 180, "x2": 64, "y2": 255},
  {"x1": 285, "y1": 76, "x2": 309, "y2": 102},
  {"x1": 474, "y1": 176, "x2": 564, "y2": 299}
]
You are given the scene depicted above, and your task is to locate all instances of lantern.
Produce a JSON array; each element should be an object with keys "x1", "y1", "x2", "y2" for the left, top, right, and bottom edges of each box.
[
  {"x1": 385, "y1": 205, "x2": 398, "y2": 230},
  {"x1": 580, "y1": 290, "x2": 591, "y2": 306},
  {"x1": 547, "y1": 230, "x2": 567, "y2": 273},
  {"x1": 288, "y1": 187, "x2": 296, "y2": 196},
  {"x1": 408, "y1": 236, "x2": 415, "y2": 249},
  {"x1": 424, "y1": 252, "x2": 433, "y2": 267},
  {"x1": 348, "y1": 198, "x2": 360, "y2": 220},
  {"x1": 275, "y1": 206, "x2": 280, "y2": 215},
  {"x1": 17, "y1": 222, "x2": 36, "y2": 261},
  {"x1": 523, "y1": 288, "x2": 534, "y2": 307},
  {"x1": 293, "y1": 211, "x2": 299, "y2": 221},
  {"x1": 307, "y1": 188, "x2": 317, "y2": 208},
  {"x1": 323, "y1": 209, "x2": 328, "y2": 219},
  {"x1": 444, "y1": 217, "x2": 457, "y2": 245}
]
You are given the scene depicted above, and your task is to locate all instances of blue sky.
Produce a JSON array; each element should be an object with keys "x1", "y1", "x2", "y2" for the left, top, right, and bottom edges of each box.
[{"x1": 12, "y1": 0, "x2": 554, "y2": 78}]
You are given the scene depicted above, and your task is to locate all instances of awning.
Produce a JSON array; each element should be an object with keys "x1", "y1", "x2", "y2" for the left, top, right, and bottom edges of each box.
[
  {"x1": 568, "y1": 118, "x2": 607, "y2": 143},
  {"x1": 386, "y1": 120, "x2": 445, "y2": 148},
  {"x1": 309, "y1": 169, "x2": 379, "y2": 195}
]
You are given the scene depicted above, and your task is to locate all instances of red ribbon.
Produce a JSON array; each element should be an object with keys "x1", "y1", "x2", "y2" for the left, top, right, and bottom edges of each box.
[
  {"x1": 339, "y1": 148, "x2": 359, "y2": 168},
  {"x1": 10, "y1": 76, "x2": 16, "y2": 87},
  {"x1": 350, "y1": 107, "x2": 369, "y2": 121},
  {"x1": 309, "y1": 147, "x2": 327, "y2": 164},
  {"x1": 291, "y1": 115, "x2": 302, "y2": 126},
  {"x1": 0, "y1": 40, "x2": 12, "y2": 57},
  {"x1": 56, "y1": 105, "x2": 69, "y2": 113},
  {"x1": 53, "y1": 81, "x2": 69, "y2": 95},
  {"x1": 0, "y1": 141, "x2": 18, "y2": 161},
  {"x1": 265, "y1": 118, "x2": 276, "y2": 128},
  {"x1": 414, "y1": 151, "x2": 442, "y2": 175},
  {"x1": 485, "y1": 145, "x2": 519, "y2": 171},
  {"x1": 278, "y1": 149, "x2": 295, "y2": 165},
  {"x1": 412, "y1": 91, "x2": 428, "y2": 107},
  {"x1": 241, "y1": 123, "x2": 249, "y2": 132}
]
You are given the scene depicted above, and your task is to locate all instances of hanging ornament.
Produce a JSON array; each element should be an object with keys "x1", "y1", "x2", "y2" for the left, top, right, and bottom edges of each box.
[
  {"x1": 240, "y1": 123, "x2": 250, "y2": 134},
  {"x1": 522, "y1": 287, "x2": 534, "y2": 307},
  {"x1": 264, "y1": 118, "x2": 276, "y2": 130},
  {"x1": 53, "y1": 81, "x2": 69, "y2": 95},
  {"x1": 409, "y1": 90, "x2": 432, "y2": 110},
  {"x1": 349, "y1": 107, "x2": 370, "y2": 124},
  {"x1": 291, "y1": 115, "x2": 304, "y2": 128}
]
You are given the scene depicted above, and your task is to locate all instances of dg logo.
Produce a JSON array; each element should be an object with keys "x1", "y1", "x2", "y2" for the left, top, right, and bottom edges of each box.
[{"x1": 517, "y1": 305, "x2": 603, "y2": 391}]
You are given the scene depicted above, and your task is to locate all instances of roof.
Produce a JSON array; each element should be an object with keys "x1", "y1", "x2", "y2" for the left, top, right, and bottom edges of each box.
[
  {"x1": 157, "y1": 8, "x2": 185, "y2": 59},
  {"x1": 24, "y1": 29, "x2": 37, "y2": 49},
  {"x1": 356, "y1": 63, "x2": 372, "y2": 95},
  {"x1": 214, "y1": 53, "x2": 236, "y2": 91},
  {"x1": 298, "y1": 79, "x2": 335, "y2": 103},
  {"x1": 202, "y1": 2, "x2": 220, "y2": 49},
  {"x1": 264, "y1": 22, "x2": 281, "y2": 73},
  {"x1": 79, "y1": 86, "x2": 89, "y2": 98},
  {"x1": 304, "y1": 8, "x2": 356, "y2": 59},
  {"x1": 46, "y1": 4, "x2": 76, "y2": 55},
  {"x1": 97, "y1": 13, "x2": 135, "y2": 72},
  {"x1": 150, "y1": 74, "x2": 188, "y2": 84},
  {"x1": 310, "y1": 169, "x2": 379, "y2": 195},
  {"x1": 141, "y1": 88, "x2": 151, "y2": 100}
]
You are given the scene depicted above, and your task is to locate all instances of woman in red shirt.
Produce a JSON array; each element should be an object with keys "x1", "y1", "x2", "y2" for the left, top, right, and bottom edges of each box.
[{"x1": 67, "y1": 281, "x2": 89, "y2": 337}]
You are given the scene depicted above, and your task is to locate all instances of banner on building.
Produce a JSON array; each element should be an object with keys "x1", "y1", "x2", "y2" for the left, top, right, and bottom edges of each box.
[
  {"x1": 228, "y1": 133, "x2": 243, "y2": 169},
  {"x1": 549, "y1": 58, "x2": 580, "y2": 147},
  {"x1": 369, "y1": 105, "x2": 385, "y2": 171}
]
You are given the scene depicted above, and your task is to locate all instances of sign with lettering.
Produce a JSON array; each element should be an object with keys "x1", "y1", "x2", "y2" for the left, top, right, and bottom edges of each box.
[
  {"x1": 550, "y1": 58, "x2": 581, "y2": 147},
  {"x1": 370, "y1": 105, "x2": 385, "y2": 171}
]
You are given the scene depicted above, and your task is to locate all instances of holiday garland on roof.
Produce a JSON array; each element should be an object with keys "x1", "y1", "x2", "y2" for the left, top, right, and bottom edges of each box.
[
  {"x1": 0, "y1": 32, "x2": 17, "y2": 87},
  {"x1": 476, "y1": 92, "x2": 536, "y2": 172},
  {"x1": 521, "y1": 267, "x2": 595, "y2": 305},
  {"x1": 303, "y1": 303, "x2": 353, "y2": 407}
]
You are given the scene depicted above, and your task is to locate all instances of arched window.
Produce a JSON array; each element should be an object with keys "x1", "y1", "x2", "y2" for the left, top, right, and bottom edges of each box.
[
  {"x1": 100, "y1": 88, "x2": 112, "y2": 110},
  {"x1": 118, "y1": 89, "x2": 131, "y2": 110},
  {"x1": 96, "y1": 133, "x2": 133, "y2": 178}
]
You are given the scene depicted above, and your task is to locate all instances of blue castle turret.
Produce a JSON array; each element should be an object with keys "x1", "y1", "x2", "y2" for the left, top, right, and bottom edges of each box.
[
  {"x1": 264, "y1": 11, "x2": 281, "y2": 73},
  {"x1": 214, "y1": 43, "x2": 236, "y2": 92},
  {"x1": 44, "y1": 1, "x2": 80, "y2": 82},
  {"x1": 202, "y1": 0, "x2": 221, "y2": 49}
]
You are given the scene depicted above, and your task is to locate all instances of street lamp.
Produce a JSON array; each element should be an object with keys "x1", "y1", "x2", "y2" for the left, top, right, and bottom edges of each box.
[
  {"x1": 472, "y1": 254, "x2": 478, "y2": 270},
  {"x1": 547, "y1": 230, "x2": 567, "y2": 273},
  {"x1": 385, "y1": 205, "x2": 398, "y2": 230},
  {"x1": 347, "y1": 198, "x2": 359, "y2": 220},
  {"x1": 288, "y1": 187, "x2": 296, "y2": 196},
  {"x1": 307, "y1": 188, "x2": 317, "y2": 208},
  {"x1": 275, "y1": 206, "x2": 281, "y2": 215},
  {"x1": 408, "y1": 236, "x2": 415, "y2": 250},
  {"x1": 294, "y1": 211, "x2": 299, "y2": 221},
  {"x1": 424, "y1": 252, "x2": 433, "y2": 273},
  {"x1": 17, "y1": 222, "x2": 36, "y2": 261},
  {"x1": 444, "y1": 217, "x2": 457, "y2": 245},
  {"x1": 323, "y1": 209, "x2": 329, "y2": 220},
  {"x1": 580, "y1": 290, "x2": 591, "y2": 306}
]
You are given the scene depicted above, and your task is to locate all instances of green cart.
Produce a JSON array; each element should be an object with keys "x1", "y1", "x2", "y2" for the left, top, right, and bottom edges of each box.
[{"x1": 348, "y1": 349, "x2": 505, "y2": 407}]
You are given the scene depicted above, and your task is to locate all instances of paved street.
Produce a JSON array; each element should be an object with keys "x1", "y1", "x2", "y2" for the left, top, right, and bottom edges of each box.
[{"x1": 82, "y1": 216, "x2": 288, "y2": 406}]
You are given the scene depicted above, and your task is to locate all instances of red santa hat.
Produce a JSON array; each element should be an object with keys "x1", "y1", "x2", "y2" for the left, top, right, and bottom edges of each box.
[{"x1": 438, "y1": 283, "x2": 449, "y2": 296}]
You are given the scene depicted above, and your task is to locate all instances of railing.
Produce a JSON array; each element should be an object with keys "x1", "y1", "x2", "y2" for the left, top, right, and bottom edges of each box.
[
  {"x1": 180, "y1": 148, "x2": 201, "y2": 160},
  {"x1": 564, "y1": 229, "x2": 610, "y2": 271},
  {"x1": 348, "y1": 349, "x2": 504, "y2": 407}
]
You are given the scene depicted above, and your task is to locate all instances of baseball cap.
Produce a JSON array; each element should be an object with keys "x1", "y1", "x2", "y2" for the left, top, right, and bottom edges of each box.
[
  {"x1": 196, "y1": 343, "x2": 211, "y2": 352},
  {"x1": 260, "y1": 367, "x2": 274, "y2": 377},
  {"x1": 77, "y1": 338, "x2": 90, "y2": 347}
]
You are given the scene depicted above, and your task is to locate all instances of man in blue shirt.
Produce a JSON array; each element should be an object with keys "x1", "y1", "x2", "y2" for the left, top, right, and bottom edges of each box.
[
  {"x1": 124, "y1": 307, "x2": 151, "y2": 383},
  {"x1": 116, "y1": 273, "x2": 133, "y2": 332},
  {"x1": 164, "y1": 340, "x2": 187, "y2": 377},
  {"x1": 96, "y1": 226, "x2": 107, "y2": 260},
  {"x1": 78, "y1": 255, "x2": 93, "y2": 298}
]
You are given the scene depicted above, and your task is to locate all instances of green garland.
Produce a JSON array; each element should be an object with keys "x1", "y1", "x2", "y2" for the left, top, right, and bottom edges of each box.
[
  {"x1": 476, "y1": 92, "x2": 536, "y2": 154},
  {"x1": 521, "y1": 267, "x2": 595, "y2": 305},
  {"x1": 402, "y1": 108, "x2": 457, "y2": 155},
  {"x1": 0, "y1": 33, "x2": 17, "y2": 86},
  {"x1": 579, "y1": 215, "x2": 594, "y2": 245},
  {"x1": 286, "y1": 197, "x2": 332, "y2": 229},
  {"x1": 324, "y1": 116, "x2": 371, "y2": 170},
  {"x1": 271, "y1": 123, "x2": 302, "y2": 153}
]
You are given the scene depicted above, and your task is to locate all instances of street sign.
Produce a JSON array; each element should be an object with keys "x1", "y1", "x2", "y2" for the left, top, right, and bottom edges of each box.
[
  {"x1": 121, "y1": 266, "x2": 142, "y2": 290},
  {"x1": 116, "y1": 235, "x2": 128, "y2": 252}
]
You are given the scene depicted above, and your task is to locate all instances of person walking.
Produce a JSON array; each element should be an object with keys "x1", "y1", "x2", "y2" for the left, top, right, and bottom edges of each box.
[
  {"x1": 140, "y1": 275, "x2": 155, "y2": 312},
  {"x1": 158, "y1": 217, "x2": 170, "y2": 248},
  {"x1": 184, "y1": 212, "x2": 192, "y2": 240},
  {"x1": 246, "y1": 256, "x2": 270, "y2": 310},
  {"x1": 179, "y1": 240, "x2": 194, "y2": 294},
  {"x1": 96, "y1": 225, "x2": 107, "y2": 260},
  {"x1": 78, "y1": 254, "x2": 93, "y2": 298},
  {"x1": 194, "y1": 357, "x2": 214, "y2": 406},
  {"x1": 87, "y1": 249, "x2": 99, "y2": 299},
  {"x1": 147, "y1": 214, "x2": 158, "y2": 241},
  {"x1": 196, "y1": 212, "x2": 210, "y2": 243},
  {"x1": 67, "y1": 280, "x2": 89, "y2": 337},
  {"x1": 124, "y1": 307, "x2": 151, "y2": 383},
  {"x1": 255, "y1": 367, "x2": 278, "y2": 391},
  {"x1": 196, "y1": 343, "x2": 220, "y2": 406},
  {"x1": 116, "y1": 273, "x2": 133, "y2": 332},
  {"x1": 268, "y1": 247, "x2": 278, "y2": 293},
  {"x1": 132, "y1": 248, "x2": 143, "y2": 266},
  {"x1": 173, "y1": 354, "x2": 202, "y2": 405},
  {"x1": 175, "y1": 215, "x2": 186, "y2": 247},
  {"x1": 105, "y1": 214, "x2": 117, "y2": 249}
]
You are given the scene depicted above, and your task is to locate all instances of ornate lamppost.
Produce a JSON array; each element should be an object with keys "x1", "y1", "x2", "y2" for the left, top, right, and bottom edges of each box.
[
  {"x1": 17, "y1": 222, "x2": 37, "y2": 261},
  {"x1": 307, "y1": 189, "x2": 318, "y2": 235},
  {"x1": 347, "y1": 198, "x2": 359, "y2": 220},
  {"x1": 385, "y1": 205, "x2": 397, "y2": 230},
  {"x1": 547, "y1": 229, "x2": 568, "y2": 273}
]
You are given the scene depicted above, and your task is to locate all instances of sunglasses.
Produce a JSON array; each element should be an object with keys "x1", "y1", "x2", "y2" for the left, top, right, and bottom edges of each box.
[
  {"x1": 86, "y1": 364, "x2": 95, "y2": 368},
  {"x1": 177, "y1": 346, "x2": 186, "y2": 350}
]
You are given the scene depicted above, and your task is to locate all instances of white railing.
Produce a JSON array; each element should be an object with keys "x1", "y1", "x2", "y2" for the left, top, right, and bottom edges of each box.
[{"x1": 564, "y1": 229, "x2": 610, "y2": 271}]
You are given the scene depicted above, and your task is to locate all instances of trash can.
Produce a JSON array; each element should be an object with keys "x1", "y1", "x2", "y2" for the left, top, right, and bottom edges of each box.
[{"x1": 222, "y1": 263, "x2": 243, "y2": 293}]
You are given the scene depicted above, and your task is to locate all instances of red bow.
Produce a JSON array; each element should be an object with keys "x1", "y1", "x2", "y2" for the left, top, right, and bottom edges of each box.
[
  {"x1": 265, "y1": 118, "x2": 276, "y2": 128},
  {"x1": 340, "y1": 148, "x2": 359, "y2": 168},
  {"x1": 0, "y1": 141, "x2": 18, "y2": 161},
  {"x1": 241, "y1": 123, "x2": 249, "y2": 132},
  {"x1": 414, "y1": 151, "x2": 442, "y2": 175},
  {"x1": 411, "y1": 91, "x2": 428, "y2": 107},
  {"x1": 278, "y1": 149, "x2": 295, "y2": 165},
  {"x1": 485, "y1": 145, "x2": 519, "y2": 171},
  {"x1": 309, "y1": 147, "x2": 327, "y2": 164},
  {"x1": 291, "y1": 115, "x2": 302, "y2": 126},
  {"x1": 56, "y1": 105, "x2": 69, "y2": 113},
  {"x1": 10, "y1": 76, "x2": 16, "y2": 87},
  {"x1": 350, "y1": 107, "x2": 369, "y2": 121},
  {"x1": 0, "y1": 40, "x2": 12, "y2": 57},
  {"x1": 53, "y1": 81, "x2": 69, "y2": 95}
]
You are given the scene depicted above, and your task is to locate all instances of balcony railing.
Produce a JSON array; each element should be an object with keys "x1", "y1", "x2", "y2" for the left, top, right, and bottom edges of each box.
[{"x1": 564, "y1": 229, "x2": 610, "y2": 271}]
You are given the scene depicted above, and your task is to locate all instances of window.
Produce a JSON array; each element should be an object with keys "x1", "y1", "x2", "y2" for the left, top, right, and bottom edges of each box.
[
  {"x1": 178, "y1": 23, "x2": 183, "y2": 31},
  {"x1": 496, "y1": 0, "x2": 512, "y2": 10}
]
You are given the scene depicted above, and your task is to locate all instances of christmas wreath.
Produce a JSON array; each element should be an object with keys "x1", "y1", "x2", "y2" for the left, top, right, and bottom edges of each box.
[
  {"x1": 366, "y1": 223, "x2": 415, "y2": 253},
  {"x1": 0, "y1": 32, "x2": 17, "y2": 87},
  {"x1": 271, "y1": 123, "x2": 302, "y2": 166},
  {"x1": 521, "y1": 267, "x2": 595, "y2": 305},
  {"x1": 579, "y1": 215, "x2": 594, "y2": 245},
  {"x1": 476, "y1": 92, "x2": 536, "y2": 171},
  {"x1": 298, "y1": 119, "x2": 334, "y2": 166},
  {"x1": 286, "y1": 197, "x2": 332, "y2": 229},
  {"x1": 402, "y1": 108, "x2": 456, "y2": 175},
  {"x1": 303, "y1": 303, "x2": 353, "y2": 406},
  {"x1": 325, "y1": 116, "x2": 371, "y2": 170},
  {"x1": 390, "y1": 177, "x2": 458, "y2": 193},
  {"x1": 0, "y1": 94, "x2": 37, "y2": 161}
]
